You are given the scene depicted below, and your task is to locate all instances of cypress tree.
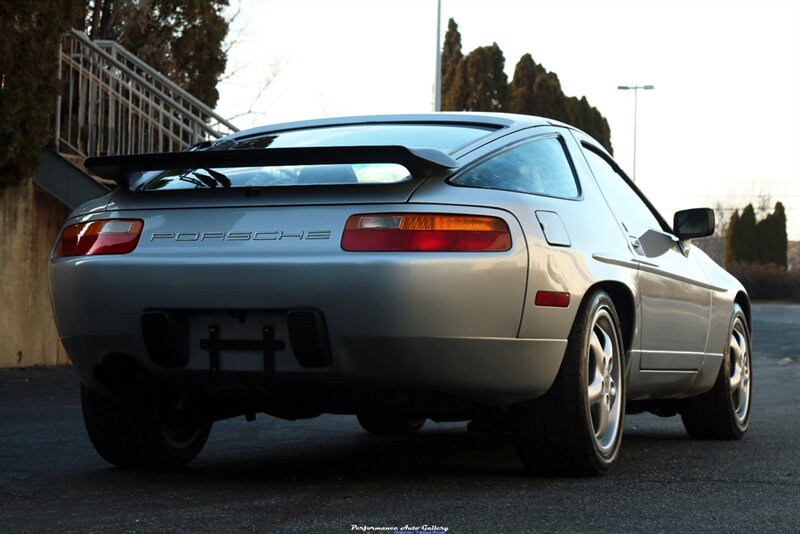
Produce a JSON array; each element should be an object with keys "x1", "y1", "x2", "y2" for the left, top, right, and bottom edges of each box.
[
  {"x1": 590, "y1": 106, "x2": 614, "y2": 155},
  {"x1": 756, "y1": 211, "x2": 775, "y2": 265},
  {"x1": 533, "y1": 71, "x2": 569, "y2": 123},
  {"x1": 737, "y1": 204, "x2": 758, "y2": 263},
  {"x1": 510, "y1": 53, "x2": 537, "y2": 114},
  {"x1": 773, "y1": 202, "x2": 788, "y2": 268},
  {"x1": 441, "y1": 18, "x2": 615, "y2": 153},
  {"x1": 441, "y1": 18, "x2": 468, "y2": 111},
  {"x1": 463, "y1": 43, "x2": 508, "y2": 112},
  {"x1": 725, "y1": 210, "x2": 740, "y2": 266}
]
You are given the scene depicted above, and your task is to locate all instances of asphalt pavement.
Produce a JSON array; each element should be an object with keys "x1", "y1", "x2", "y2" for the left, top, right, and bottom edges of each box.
[{"x1": 1, "y1": 304, "x2": 798, "y2": 533}]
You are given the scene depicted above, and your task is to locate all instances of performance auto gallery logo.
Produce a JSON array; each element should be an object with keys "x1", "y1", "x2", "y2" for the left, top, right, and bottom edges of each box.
[{"x1": 350, "y1": 525, "x2": 448, "y2": 534}]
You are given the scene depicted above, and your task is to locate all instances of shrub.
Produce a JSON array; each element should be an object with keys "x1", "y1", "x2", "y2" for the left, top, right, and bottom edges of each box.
[{"x1": 726, "y1": 263, "x2": 800, "y2": 302}]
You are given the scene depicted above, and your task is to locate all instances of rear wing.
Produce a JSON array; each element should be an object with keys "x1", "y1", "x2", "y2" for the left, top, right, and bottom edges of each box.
[{"x1": 84, "y1": 146, "x2": 460, "y2": 188}]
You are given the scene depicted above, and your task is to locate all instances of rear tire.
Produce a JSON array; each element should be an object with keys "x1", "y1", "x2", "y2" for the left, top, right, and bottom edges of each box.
[
  {"x1": 356, "y1": 413, "x2": 425, "y2": 436},
  {"x1": 680, "y1": 304, "x2": 751, "y2": 439},
  {"x1": 512, "y1": 290, "x2": 625, "y2": 476},
  {"x1": 81, "y1": 385, "x2": 212, "y2": 468}
]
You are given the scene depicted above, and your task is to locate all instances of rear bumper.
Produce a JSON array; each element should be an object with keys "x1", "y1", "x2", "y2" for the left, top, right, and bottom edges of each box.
[{"x1": 62, "y1": 332, "x2": 566, "y2": 405}]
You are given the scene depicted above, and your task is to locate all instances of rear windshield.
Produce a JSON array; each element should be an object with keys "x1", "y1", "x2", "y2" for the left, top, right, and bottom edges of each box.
[
  {"x1": 142, "y1": 123, "x2": 497, "y2": 190},
  {"x1": 144, "y1": 163, "x2": 411, "y2": 190}
]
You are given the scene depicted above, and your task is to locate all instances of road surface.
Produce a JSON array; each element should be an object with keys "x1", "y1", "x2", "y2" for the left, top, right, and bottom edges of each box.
[{"x1": 1, "y1": 304, "x2": 798, "y2": 533}]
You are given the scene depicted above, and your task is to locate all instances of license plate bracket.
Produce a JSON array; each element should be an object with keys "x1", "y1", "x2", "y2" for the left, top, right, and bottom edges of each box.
[{"x1": 200, "y1": 324, "x2": 286, "y2": 376}]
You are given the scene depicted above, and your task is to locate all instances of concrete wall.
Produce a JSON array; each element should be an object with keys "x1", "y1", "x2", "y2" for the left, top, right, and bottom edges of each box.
[{"x1": 1, "y1": 179, "x2": 69, "y2": 367}]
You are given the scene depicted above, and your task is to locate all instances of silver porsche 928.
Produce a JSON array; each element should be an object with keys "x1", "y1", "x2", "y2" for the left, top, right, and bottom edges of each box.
[{"x1": 49, "y1": 113, "x2": 752, "y2": 475}]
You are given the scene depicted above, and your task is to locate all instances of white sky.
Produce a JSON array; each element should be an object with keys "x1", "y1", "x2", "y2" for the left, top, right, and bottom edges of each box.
[{"x1": 216, "y1": 0, "x2": 800, "y2": 239}]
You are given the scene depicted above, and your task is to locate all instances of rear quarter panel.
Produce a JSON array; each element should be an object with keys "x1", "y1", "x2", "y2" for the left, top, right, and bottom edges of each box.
[{"x1": 411, "y1": 126, "x2": 640, "y2": 344}]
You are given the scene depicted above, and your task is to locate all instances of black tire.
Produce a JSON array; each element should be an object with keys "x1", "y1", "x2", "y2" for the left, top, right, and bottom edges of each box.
[
  {"x1": 81, "y1": 385, "x2": 212, "y2": 468},
  {"x1": 680, "y1": 303, "x2": 752, "y2": 439},
  {"x1": 512, "y1": 290, "x2": 625, "y2": 476},
  {"x1": 356, "y1": 413, "x2": 425, "y2": 436}
]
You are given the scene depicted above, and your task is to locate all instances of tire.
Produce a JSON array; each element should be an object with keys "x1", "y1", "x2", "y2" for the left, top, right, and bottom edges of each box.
[
  {"x1": 512, "y1": 290, "x2": 625, "y2": 476},
  {"x1": 356, "y1": 413, "x2": 425, "y2": 436},
  {"x1": 81, "y1": 385, "x2": 212, "y2": 468},
  {"x1": 680, "y1": 304, "x2": 752, "y2": 439}
]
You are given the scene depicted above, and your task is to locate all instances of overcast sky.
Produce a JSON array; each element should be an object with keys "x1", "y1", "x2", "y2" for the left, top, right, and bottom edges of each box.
[{"x1": 216, "y1": 0, "x2": 800, "y2": 239}]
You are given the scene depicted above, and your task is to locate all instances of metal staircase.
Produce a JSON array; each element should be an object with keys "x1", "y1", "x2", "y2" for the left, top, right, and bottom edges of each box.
[{"x1": 35, "y1": 29, "x2": 239, "y2": 209}]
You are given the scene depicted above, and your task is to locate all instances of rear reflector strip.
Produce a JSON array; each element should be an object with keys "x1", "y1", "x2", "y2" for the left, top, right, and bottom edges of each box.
[
  {"x1": 341, "y1": 213, "x2": 511, "y2": 252},
  {"x1": 535, "y1": 291, "x2": 571, "y2": 308},
  {"x1": 54, "y1": 219, "x2": 144, "y2": 257}
]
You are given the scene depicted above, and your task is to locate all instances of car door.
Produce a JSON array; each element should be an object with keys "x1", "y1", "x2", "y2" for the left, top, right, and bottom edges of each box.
[{"x1": 579, "y1": 141, "x2": 712, "y2": 371}]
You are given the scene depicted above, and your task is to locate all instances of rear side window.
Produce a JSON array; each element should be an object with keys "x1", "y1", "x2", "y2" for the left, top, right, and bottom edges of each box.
[{"x1": 450, "y1": 136, "x2": 579, "y2": 199}]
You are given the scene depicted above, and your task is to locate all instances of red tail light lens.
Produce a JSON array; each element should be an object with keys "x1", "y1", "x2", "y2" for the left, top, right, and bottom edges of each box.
[
  {"x1": 54, "y1": 219, "x2": 144, "y2": 258},
  {"x1": 535, "y1": 291, "x2": 571, "y2": 308},
  {"x1": 342, "y1": 213, "x2": 511, "y2": 252}
]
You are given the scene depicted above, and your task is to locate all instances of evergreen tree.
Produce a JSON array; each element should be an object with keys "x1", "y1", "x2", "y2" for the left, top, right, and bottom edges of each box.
[
  {"x1": 590, "y1": 106, "x2": 613, "y2": 154},
  {"x1": 509, "y1": 53, "x2": 537, "y2": 114},
  {"x1": 463, "y1": 43, "x2": 508, "y2": 112},
  {"x1": 725, "y1": 210, "x2": 740, "y2": 266},
  {"x1": 533, "y1": 71, "x2": 569, "y2": 123},
  {"x1": 441, "y1": 18, "x2": 468, "y2": 111},
  {"x1": 756, "y1": 210, "x2": 775, "y2": 265},
  {"x1": 762, "y1": 202, "x2": 789, "y2": 268},
  {"x1": 440, "y1": 18, "x2": 614, "y2": 153},
  {"x1": 774, "y1": 201, "x2": 788, "y2": 268},
  {"x1": 83, "y1": 0, "x2": 229, "y2": 107},
  {"x1": 737, "y1": 204, "x2": 758, "y2": 263},
  {"x1": 0, "y1": 0, "x2": 82, "y2": 184}
]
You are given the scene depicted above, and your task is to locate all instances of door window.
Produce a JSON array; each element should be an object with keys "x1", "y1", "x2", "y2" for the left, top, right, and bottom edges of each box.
[{"x1": 582, "y1": 146, "x2": 665, "y2": 231}]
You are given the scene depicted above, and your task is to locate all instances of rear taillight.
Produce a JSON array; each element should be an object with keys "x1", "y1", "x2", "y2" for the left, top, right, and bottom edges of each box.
[
  {"x1": 341, "y1": 213, "x2": 511, "y2": 252},
  {"x1": 54, "y1": 219, "x2": 144, "y2": 258}
]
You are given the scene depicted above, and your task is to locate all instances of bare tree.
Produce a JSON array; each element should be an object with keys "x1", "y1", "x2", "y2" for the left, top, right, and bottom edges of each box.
[{"x1": 218, "y1": 1, "x2": 283, "y2": 124}]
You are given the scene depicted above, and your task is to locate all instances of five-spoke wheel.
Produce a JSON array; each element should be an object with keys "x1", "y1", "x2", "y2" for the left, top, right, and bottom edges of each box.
[
  {"x1": 512, "y1": 290, "x2": 625, "y2": 476},
  {"x1": 586, "y1": 309, "x2": 623, "y2": 455},
  {"x1": 681, "y1": 303, "x2": 752, "y2": 439},
  {"x1": 728, "y1": 316, "x2": 751, "y2": 425}
]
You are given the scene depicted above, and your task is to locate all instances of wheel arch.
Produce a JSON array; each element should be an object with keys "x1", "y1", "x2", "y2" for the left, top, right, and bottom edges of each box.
[
  {"x1": 587, "y1": 281, "x2": 635, "y2": 357},
  {"x1": 734, "y1": 291, "x2": 751, "y2": 330}
]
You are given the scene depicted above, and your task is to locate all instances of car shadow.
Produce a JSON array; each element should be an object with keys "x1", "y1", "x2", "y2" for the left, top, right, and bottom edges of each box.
[{"x1": 68, "y1": 415, "x2": 721, "y2": 488}]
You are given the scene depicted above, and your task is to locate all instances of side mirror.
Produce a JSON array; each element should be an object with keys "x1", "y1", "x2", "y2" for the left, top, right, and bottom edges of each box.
[{"x1": 673, "y1": 208, "x2": 715, "y2": 240}]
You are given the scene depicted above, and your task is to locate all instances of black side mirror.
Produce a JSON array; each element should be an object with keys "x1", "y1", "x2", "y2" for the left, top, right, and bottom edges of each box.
[{"x1": 673, "y1": 208, "x2": 715, "y2": 240}]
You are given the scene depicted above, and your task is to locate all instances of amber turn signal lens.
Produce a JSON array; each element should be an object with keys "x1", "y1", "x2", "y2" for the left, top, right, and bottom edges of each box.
[
  {"x1": 54, "y1": 219, "x2": 144, "y2": 258},
  {"x1": 342, "y1": 213, "x2": 511, "y2": 252}
]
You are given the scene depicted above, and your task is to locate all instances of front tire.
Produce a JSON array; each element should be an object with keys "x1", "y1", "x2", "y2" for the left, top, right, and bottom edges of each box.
[
  {"x1": 81, "y1": 385, "x2": 212, "y2": 468},
  {"x1": 512, "y1": 290, "x2": 625, "y2": 476},
  {"x1": 680, "y1": 303, "x2": 752, "y2": 439}
]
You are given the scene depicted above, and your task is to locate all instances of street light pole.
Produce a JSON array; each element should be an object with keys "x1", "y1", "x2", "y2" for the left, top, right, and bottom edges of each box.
[
  {"x1": 434, "y1": 0, "x2": 442, "y2": 111},
  {"x1": 617, "y1": 84, "x2": 654, "y2": 181}
]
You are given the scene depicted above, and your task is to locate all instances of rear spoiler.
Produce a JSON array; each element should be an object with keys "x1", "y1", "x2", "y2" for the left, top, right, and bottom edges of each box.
[{"x1": 84, "y1": 145, "x2": 460, "y2": 188}]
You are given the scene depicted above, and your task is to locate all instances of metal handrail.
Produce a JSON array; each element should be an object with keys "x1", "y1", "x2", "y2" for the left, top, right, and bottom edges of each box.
[
  {"x1": 94, "y1": 38, "x2": 238, "y2": 134},
  {"x1": 54, "y1": 30, "x2": 238, "y2": 161}
]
